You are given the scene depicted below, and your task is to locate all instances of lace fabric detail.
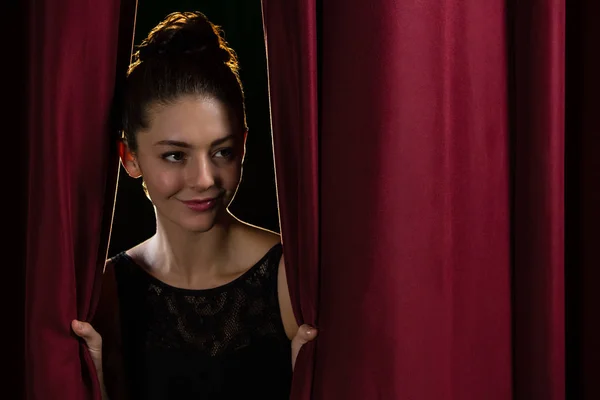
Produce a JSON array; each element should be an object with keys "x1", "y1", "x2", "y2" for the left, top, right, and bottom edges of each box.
[
  {"x1": 112, "y1": 243, "x2": 288, "y2": 357},
  {"x1": 110, "y1": 244, "x2": 292, "y2": 399}
]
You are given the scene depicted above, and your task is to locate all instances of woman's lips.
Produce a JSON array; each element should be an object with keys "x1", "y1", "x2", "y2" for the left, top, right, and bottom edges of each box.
[{"x1": 181, "y1": 197, "x2": 218, "y2": 212}]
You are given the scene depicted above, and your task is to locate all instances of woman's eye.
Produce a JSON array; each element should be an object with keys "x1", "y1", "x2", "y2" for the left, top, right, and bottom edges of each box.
[
  {"x1": 214, "y1": 148, "x2": 234, "y2": 159},
  {"x1": 162, "y1": 152, "x2": 185, "y2": 162}
]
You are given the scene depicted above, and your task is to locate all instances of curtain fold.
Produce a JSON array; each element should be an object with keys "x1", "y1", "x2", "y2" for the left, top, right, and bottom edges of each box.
[
  {"x1": 510, "y1": 0, "x2": 565, "y2": 398},
  {"x1": 261, "y1": 1, "x2": 320, "y2": 399},
  {"x1": 317, "y1": 0, "x2": 511, "y2": 398},
  {"x1": 263, "y1": 0, "x2": 593, "y2": 399},
  {"x1": 24, "y1": 0, "x2": 136, "y2": 398}
]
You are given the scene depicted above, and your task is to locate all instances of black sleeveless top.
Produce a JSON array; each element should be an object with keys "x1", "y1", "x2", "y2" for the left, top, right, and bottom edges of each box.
[{"x1": 110, "y1": 244, "x2": 292, "y2": 399}]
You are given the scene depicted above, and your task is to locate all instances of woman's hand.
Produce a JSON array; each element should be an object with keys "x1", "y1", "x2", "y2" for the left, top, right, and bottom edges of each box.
[
  {"x1": 72, "y1": 318, "x2": 317, "y2": 394},
  {"x1": 72, "y1": 320, "x2": 109, "y2": 400},
  {"x1": 291, "y1": 324, "x2": 318, "y2": 370}
]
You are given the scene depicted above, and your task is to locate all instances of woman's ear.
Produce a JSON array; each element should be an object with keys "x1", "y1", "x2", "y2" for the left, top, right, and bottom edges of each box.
[{"x1": 118, "y1": 139, "x2": 142, "y2": 179}]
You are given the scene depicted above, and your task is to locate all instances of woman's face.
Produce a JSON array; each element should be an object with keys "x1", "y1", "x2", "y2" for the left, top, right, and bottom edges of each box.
[{"x1": 124, "y1": 95, "x2": 244, "y2": 233}]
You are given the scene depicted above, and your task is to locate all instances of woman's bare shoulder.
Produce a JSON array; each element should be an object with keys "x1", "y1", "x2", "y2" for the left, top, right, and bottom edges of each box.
[
  {"x1": 104, "y1": 238, "x2": 152, "y2": 273},
  {"x1": 231, "y1": 220, "x2": 281, "y2": 263}
]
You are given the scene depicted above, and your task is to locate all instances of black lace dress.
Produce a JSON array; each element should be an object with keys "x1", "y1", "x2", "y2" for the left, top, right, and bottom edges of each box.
[{"x1": 109, "y1": 243, "x2": 292, "y2": 399}]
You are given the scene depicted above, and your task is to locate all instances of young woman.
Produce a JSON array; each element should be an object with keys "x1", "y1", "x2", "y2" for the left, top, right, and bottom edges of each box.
[{"x1": 72, "y1": 11, "x2": 316, "y2": 399}]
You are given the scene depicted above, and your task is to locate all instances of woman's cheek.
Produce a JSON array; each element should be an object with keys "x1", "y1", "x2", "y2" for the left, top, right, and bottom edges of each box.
[{"x1": 152, "y1": 169, "x2": 185, "y2": 195}]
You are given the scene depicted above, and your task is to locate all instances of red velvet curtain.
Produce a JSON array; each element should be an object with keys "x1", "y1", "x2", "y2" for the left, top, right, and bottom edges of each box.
[
  {"x1": 511, "y1": 1, "x2": 564, "y2": 397},
  {"x1": 263, "y1": 0, "x2": 598, "y2": 399},
  {"x1": 320, "y1": 1, "x2": 512, "y2": 398},
  {"x1": 261, "y1": 1, "x2": 320, "y2": 398},
  {"x1": 24, "y1": 0, "x2": 136, "y2": 398}
]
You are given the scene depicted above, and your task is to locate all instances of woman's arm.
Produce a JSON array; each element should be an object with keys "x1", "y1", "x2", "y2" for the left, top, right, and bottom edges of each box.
[
  {"x1": 277, "y1": 254, "x2": 318, "y2": 369},
  {"x1": 73, "y1": 260, "x2": 129, "y2": 400},
  {"x1": 72, "y1": 320, "x2": 108, "y2": 399}
]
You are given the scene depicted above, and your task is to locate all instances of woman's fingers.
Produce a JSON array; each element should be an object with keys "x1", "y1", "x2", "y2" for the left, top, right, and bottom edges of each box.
[
  {"x1": 72, "y1": 320, "x2": 103, "y2": 372},
  {"x1": 291, "y1": 324, "x2": 318, "y2": 370}
]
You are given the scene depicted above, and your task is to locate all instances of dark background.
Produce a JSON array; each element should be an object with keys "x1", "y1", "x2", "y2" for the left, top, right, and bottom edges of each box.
[{"x1": 108, "y1": 0, "x2": 279, "y2": 258}]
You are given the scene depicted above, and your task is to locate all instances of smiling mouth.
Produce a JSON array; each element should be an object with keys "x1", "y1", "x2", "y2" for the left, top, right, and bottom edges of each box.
[{"x1": 180, "y1": 197, "x2": 219, "y2": 212}]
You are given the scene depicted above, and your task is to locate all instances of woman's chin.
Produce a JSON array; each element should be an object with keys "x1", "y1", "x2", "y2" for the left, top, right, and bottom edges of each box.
[
  {"x1": 157, "y1": 201, "x2": 231, "y2": 233},
  {"x1": 177, "y1": 212, "x2": 218, "y2": 232},
  {"x1": 178, "y1": 207, "x2": 231, "y2": 233}
]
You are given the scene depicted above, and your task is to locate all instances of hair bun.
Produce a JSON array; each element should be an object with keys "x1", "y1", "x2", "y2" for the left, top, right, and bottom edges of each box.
[{"x1": 135, "y1": 12, "x2": 237, "y2": 70}]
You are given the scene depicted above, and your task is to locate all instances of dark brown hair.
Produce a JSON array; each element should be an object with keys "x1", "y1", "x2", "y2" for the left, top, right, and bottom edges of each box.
[{"x1": 122, "y1": 11, "x2": 247, "y2": 151}]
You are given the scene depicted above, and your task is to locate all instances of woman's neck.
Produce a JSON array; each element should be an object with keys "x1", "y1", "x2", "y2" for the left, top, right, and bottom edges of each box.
[{"x1": 148, "y1": 210, "x2": 236, "y2": 284}]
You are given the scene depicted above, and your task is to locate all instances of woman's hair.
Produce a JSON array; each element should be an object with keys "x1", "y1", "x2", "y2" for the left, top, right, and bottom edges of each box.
[{"x1": 122, "y1": 11, "x2": 247, "y2": 152}]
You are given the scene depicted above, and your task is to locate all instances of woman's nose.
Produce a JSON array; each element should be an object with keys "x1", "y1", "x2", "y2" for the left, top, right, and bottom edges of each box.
[{"x1": 186, "y1": 155, "x2": 215, "y2": 191}]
